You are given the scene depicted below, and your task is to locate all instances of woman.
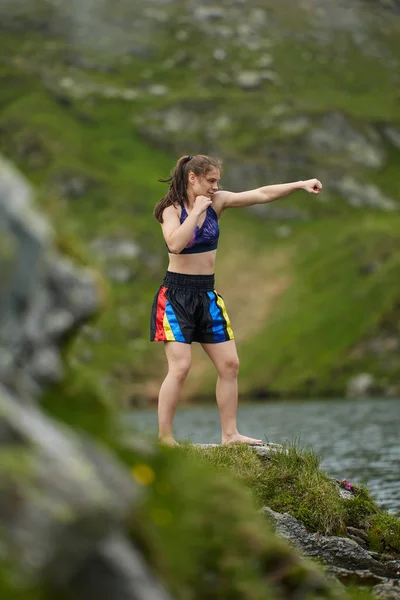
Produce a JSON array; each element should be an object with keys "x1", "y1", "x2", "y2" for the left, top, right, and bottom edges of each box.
[{"x1": 151, "y1": 155, "x2": 322, "y2": 446}]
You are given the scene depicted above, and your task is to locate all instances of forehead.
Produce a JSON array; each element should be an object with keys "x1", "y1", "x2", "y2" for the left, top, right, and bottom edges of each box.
[{"x1": 203, "y1": 168, "x2": 220, "y2": 180}]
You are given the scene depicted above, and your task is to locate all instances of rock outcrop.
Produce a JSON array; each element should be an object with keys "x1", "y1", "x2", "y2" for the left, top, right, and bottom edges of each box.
[
  {"x1": 264, "y1": 507, "x2": 400, "y2": 586},
  {"x1": 0, "y1": 154, "x2": 172, "y2": 599},
  {"x1": 197, "y1": 444, "x2": 400, "y2": 599},
  {"x1": 0, "y1": 156, "x2": 102, "y2": 401}
]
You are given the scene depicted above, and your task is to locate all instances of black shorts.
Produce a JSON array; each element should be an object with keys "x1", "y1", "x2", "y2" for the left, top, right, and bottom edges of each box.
[{"x1": 150, "y1": 271, "x2": 234, "y2": 344}]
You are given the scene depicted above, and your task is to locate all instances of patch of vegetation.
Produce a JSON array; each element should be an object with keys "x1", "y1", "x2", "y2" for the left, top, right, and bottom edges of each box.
[
  {"x1": 127, "y1": 444, "x2": 346, "y2": 600},
  {"x1": 368, "y1": 512, "x2": 400, "y2": 554},
  {"x1": 189, "y1": 443, "x2": 346, "y2": 535},
  {"x1": 40, "y1": 362, "x2": 117, "y2": 440},
  {"x1": 0, "y1": 570, "x2": 47, "y2": 600},
  {"x1": 188, "y1": 442, "x2": 400, "y2": 556}
]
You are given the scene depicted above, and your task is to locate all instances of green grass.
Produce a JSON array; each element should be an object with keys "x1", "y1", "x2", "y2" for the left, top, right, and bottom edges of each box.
[
  {"x1": 186, "y1": 442, "x2": 400, "y2": 554},
  {"x1": 237, "y1": 214, "x2": 400, "y2": 395}
]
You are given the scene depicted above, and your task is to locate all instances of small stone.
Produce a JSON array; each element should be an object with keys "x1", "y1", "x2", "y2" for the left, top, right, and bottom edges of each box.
[
  {"x1": 257, "y1": 53, "x2": 274, "y2": 68},
  {"x1": 121, "y1": 89, "x2": 139, "y2": 101},
  {"x1": 279, "y1": 116, "x2": 310, "y2": 136},
  {"x1": 236, "y1": 71, "x2": 263, "y2": 89},
  {"x1": 148, "y1": 84, "x2": 168, "y2": 96},
  {"x1": 60, "y1": 77, "x2": 74, "y2": 89},
  {"x1": 213, "y1": 48, "x2": 226, "y2": 61},
  {"x1": 346, "y1": 373, "x2": 375, "y2": 398},
  {"x1": 194, "y1": 7, "x2": 223, "y2": 20}
]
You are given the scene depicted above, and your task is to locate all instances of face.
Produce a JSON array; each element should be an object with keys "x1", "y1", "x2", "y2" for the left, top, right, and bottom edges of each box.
[{"x1": 188, "y1": 168, "x2": 221, "y2": 199}]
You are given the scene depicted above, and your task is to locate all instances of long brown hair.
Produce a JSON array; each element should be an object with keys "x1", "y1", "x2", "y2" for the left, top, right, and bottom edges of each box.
[{"x1": 154, "y1": 154, "x2": 222, "y2": 223}]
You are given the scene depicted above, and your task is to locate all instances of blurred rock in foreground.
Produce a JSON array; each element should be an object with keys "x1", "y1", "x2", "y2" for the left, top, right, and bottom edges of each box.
[
  {"x1": 0, "y1": 155, "x2": 171, "y2": 599},
  {"x1": 0, "y1": 155, "x2": 102, "y2": 401}
]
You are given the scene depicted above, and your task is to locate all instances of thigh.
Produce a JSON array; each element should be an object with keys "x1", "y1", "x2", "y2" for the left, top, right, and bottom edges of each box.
[
  {"x1": 164, "y1": 340, "x2": 192, "y2": 370},
  {"x1": 200, "y1": 339, "x2": 239, "y2": 374}
]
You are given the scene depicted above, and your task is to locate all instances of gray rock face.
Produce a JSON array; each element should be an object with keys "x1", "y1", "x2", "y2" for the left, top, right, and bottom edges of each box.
[
  {"x1": 0, "y1": 385, "x2": 136, "y2": 580},
  {"x1": 0, "y1": 384, "x2": 171, "y2": 599},
  {"x1": 0, "y1": 155, "x2": 102, "y2": 400},
  {"x1": 374, "y1": 581, "x2": 400, "y2": 600},
  {"x1": 307, "y1": 112, "x2": 385, "y2": 169},
  {"x1": 335, "y1": 176, "x2": 397, "y2": 211},
  {"x1": 0, "y1": 155, "x2": 172, "y2": 600},
  {"x1": 264, "y1": 507, "x2": 400, "y2": 591}
]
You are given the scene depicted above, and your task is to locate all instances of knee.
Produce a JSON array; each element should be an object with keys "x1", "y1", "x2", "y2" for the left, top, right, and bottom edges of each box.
[
  {"x1": 170, "y1": 359, "x2": 191, "y2": 381},
  {"x1": 219, "y1": 356, "x2": 240, "y2": 378}
]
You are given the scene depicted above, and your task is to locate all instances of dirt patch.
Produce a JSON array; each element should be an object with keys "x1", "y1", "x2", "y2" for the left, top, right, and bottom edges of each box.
[{"x1": 182, "y1": 246, "x2": 293, "y2": 398}]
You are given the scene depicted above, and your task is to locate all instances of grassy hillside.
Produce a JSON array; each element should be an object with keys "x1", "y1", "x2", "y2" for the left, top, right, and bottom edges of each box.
[{"x1": 1, "y1": 0, "x2": 400, "y2": 403}]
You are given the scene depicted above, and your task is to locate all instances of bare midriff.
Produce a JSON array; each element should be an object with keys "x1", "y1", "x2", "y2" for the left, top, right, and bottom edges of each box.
[{"x1": 167, "y1": 250, "x2": 217, "y2": 275}]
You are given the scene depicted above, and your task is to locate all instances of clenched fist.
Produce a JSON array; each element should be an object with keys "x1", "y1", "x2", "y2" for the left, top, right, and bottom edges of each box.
[
  {"x1": 302, "y1": 179, "x2": 323, "y2": 194},
  {"x1": 194, "y1": 195, "x2": 213, "y2": 215}
]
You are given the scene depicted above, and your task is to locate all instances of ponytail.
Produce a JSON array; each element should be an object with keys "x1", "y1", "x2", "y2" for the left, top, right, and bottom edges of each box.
[{"x1": 154, "y1": 154, "x2": 222, "y2": 223}]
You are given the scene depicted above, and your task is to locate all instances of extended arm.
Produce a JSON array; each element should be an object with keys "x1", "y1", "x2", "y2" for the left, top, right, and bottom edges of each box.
[{"x1": 213, "y1": 179, "x2": 322, "y2": 210}]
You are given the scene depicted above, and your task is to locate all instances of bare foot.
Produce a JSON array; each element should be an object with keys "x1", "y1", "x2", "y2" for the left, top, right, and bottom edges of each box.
[
  {"x1": 221, "y1": 433, "x2": 263, "y2": 446},
  {"x1": 158, "y1": 436, "x2": 179, "y2": 447}
]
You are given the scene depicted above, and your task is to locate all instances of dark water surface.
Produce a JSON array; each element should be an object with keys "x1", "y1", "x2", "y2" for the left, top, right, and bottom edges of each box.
[{"x1": 125, "y1": 397, "x2": 400, "y2": 515}]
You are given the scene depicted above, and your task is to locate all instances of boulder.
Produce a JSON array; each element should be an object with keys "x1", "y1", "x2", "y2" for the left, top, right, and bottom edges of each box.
[{"x1": 0, "y1": 154, "x2": 172, "y2": 600}]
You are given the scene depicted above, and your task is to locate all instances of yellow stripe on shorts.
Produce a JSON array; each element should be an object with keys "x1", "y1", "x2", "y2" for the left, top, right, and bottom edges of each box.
[
  {"x1": 163, "y1": 311, "x2": 176, "y2": 341},
  {"x1": 216, "y1": 293, "x2": 234, "y2": 339}
]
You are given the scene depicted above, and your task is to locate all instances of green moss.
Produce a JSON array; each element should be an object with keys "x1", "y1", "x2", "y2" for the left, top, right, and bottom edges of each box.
[
  {"x1": 368, "y1": 512, "x2": 400, "y2": 554},
  {"x1": 0, "y1": 448, "x2": 34, "y2": 481},
  {"x1": 341, "y1": 485, "x2": 379, "y2": 530},
  {"x1": 0, "y1": 570, "x2": 48, "y2": 600}
]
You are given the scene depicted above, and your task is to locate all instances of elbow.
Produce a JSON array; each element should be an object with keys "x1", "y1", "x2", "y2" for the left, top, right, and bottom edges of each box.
[
  {"x1": 167, "y1": 240, "x2": 182, "y2": 254},
  {"x1": 256, "y1": 189, "x2": 272, "y2": 204},
  {"x1": 262, "y1": 194, "x2": 272, "y2": 204}
]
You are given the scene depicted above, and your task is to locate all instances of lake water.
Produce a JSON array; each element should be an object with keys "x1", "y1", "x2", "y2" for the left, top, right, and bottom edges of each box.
[{"x1": 125, "y1": 397, "x2": 400, "y2": 516}]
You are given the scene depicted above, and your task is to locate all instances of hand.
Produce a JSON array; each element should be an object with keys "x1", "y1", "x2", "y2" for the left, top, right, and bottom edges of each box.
[
  {"x1": 193, "y1": 195, "x2": 213, "y2": 215},
  {"x1": 302, "y1": 179, "x2": 322, "y2": 194}
]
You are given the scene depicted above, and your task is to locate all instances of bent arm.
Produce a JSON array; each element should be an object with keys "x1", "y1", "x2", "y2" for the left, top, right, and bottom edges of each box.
[
  {"x1": 161, "y1": 205, "x2": 200, "y2": 254},
  {"x1": 214, "y1": 179, "x2": 322, "y2": 210}
]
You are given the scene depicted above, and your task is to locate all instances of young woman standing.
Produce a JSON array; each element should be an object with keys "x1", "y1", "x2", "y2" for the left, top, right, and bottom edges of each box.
[{"x1": 151, "y1": 155, "x2": 322, "y2": 446}]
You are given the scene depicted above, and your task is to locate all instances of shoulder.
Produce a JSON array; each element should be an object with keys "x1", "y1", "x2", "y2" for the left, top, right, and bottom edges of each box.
[
  {"x1": 161, "y1": 203, "x2": 181, "y2": 222},
  {"x1": 210, "y1": 190, "x2": 232, "y2": 216}
]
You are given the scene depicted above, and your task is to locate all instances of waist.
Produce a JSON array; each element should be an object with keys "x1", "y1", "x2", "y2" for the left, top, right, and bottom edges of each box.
[
  {"x1": 167, "y1": 240, "x2": 218, "y2": 254},
  {"x1": 163, "y1": 271, "x2": 215, "y2": 291}
]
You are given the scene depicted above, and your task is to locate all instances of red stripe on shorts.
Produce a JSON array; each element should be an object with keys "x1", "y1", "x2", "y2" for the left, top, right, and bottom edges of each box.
[{"x1": 155, "y1": 286, "x2": 168, "y2": 341}]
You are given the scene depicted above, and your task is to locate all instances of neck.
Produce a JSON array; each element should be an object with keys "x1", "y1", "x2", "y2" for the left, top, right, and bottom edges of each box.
[{"x1": 186, "y1": 189, "x2": 196, "y2": 207}]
